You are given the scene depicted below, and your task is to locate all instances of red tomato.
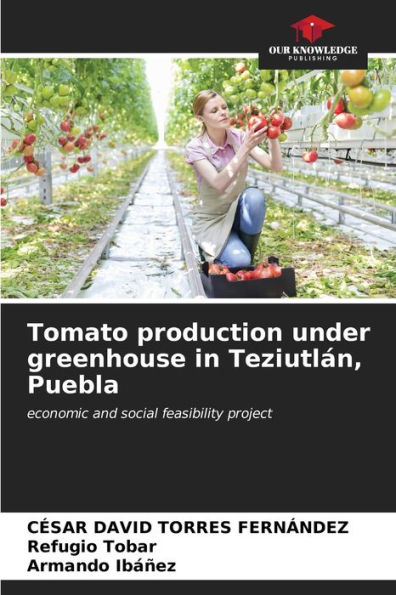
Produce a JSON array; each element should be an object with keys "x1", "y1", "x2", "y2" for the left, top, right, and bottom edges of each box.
[
  {"x1": 26, "y1": 162, "x2": 38, "y2": 173},
  {"x1": 60, "y1": 121, "x2": 71, "y2": 132},
  {"x1": 254, "y1": 262, "x2": 269, "y2": 276},
  {"x1": 271, "y1": 112, "x2": 284, "y2": 127},
  {"x1": 229, "y1": 117, "x2": 236, "y2": 126},
  {"x1": 258, "y1": 268, "x2": 272, "y2": 278},
  {"x1": 226, "y1": 272, "x2": 238, "y2": 282},
  {"x1": 281, "y1": 116, "x2": 292, "y2": 130},
  {"x1": 302, "y1": 150, "x2": 318, "y2": 163},
  {"x1": 268, "y1": 264, "x2": 282, "y2": 278},
  {"x1": 248, "y1": 115, "x2": 268, "y2": 132},
  {"x1": 255, "y1": 260, "x2": 268, "y2": 269},
  {"x1": 209, "y1": 264, "x2": 229, "y2": 275},
  {"x1": 334, "y1": 112, "x2": 357, "y2": 129},
  {"x1": 266, "y1": 126, "x2": 281, "y2": 139},
  {"x1": 235, "y1": 62, "x2": 246, "y2": 74},
  {"x1": 1, "y1": 197, "x2": 7, "y2": 207},
  {"x1": 251, "y1": 269, "x2": 263, "y2": 280},
  {"x1": 327, "y1": 97, "x2": 346, "y2": 114},
  {"x1": 23, "y1": 133, "x2": 36, "y2": 146}
]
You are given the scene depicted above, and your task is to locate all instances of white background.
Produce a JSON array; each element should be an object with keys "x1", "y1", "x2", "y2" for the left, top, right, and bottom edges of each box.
[{"x1": 0, "y1": 512, "x2": 395, "y2": 580}]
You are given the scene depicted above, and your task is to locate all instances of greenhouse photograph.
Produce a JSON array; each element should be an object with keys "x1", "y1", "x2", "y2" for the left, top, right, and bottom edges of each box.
[{"x1": 1, "y1": 57, "x2": 395, "y2": 299}]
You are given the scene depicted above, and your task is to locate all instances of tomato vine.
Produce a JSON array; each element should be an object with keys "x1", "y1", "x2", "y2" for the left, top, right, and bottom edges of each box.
[
  {"x1": 1, "y1": 58, "x2": 158, "y2": 188},
  {"x1": 165, "y1": 58, "x2": 396, "y2": 146}
]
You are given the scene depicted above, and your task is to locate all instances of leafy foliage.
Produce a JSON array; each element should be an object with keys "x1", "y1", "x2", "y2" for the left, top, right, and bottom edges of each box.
[
  {"x1": 1, "y1": 58, "x2": 158, "y2": 182},
  {"x1": 1, "y1": 152, "x2": 154, "y2": 298},
  {"x1": 165, "y1": 58, "x2": 396, "y2": 145}
]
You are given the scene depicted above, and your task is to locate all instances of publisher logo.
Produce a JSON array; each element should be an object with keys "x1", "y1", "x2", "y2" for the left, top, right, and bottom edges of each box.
[
  {"x1": 290, "y1": 15, "x2": 335, "y2": 44},
  {"x1": 259, "y1": 14, "x2": 367, "y2": 70}
]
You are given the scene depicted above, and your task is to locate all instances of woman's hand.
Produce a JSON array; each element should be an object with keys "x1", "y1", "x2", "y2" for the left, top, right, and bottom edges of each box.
[{"x1": 242, "y1": 123, "x2": 269, "y2": 151}]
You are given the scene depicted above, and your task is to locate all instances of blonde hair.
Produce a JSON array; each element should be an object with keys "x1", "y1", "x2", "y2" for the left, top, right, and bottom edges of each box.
[{"x1": 193, "y1": 90, "x2": 219, "y2": 136}]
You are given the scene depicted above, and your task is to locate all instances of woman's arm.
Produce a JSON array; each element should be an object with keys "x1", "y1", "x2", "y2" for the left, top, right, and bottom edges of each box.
[
  {"x1": 249, "y1": 139, "x2": 283, "y2": 172},
  {"x1": 194, "y1": 126, "x2": 269, "y2": 193}
]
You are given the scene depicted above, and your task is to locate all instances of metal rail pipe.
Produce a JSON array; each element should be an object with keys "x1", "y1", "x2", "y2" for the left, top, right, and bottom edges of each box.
[
  {"x1": 167, "y1": 170, "x2": 206, "y2": 298},
  {"x1": 252, "y1": 171, "x2": 396, "y2": 233}
]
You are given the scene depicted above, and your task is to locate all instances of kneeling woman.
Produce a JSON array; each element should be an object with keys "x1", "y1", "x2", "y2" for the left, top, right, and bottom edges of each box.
[{"x1": 185, "y1": 90, "x2": 282, "y2": 267}]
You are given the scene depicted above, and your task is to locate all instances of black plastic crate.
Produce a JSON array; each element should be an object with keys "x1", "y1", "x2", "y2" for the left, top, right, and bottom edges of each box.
[{"x1": 200, "y1": 258, "x2": 296, "y2": 299}]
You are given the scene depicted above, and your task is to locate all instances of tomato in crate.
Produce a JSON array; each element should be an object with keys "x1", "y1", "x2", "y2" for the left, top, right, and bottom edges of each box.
[{"x1": 201, "y1": 257, "x2": 296, "y2": 298}]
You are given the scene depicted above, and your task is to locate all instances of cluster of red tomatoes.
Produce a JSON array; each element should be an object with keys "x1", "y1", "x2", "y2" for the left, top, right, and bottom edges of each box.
[
  {"x1": 1, "y1": 186, "x2": 6, "y2": 207},
  {"x1": 209, "y1": 260, "x2": 282, "y2": 281},
  {"x1": 230, "y1": 105, "x2": 292, "y2": 141},
  {"x1": 9, "y1": 133, "x2": 47, "y2": 177},
  {"x1": 57, "y1": 116, "x2": 101, "y2": 174}
]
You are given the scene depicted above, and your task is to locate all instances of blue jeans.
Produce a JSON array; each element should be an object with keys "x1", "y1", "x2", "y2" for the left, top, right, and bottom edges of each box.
[{"x1": 215, "y1": 186, "x2": 266, "y2": 268}]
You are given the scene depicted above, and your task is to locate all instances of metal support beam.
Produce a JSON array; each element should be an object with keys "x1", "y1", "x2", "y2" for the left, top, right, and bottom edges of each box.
[
  {"x1": 338, "y1": 197, "x2": 345, "y2": 224},
  {"x1": 39, "y1": 148, "x2": 52, "y2": 205}
]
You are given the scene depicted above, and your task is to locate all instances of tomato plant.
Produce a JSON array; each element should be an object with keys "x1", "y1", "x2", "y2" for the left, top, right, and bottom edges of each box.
[
  {"x1": 166, "y1": 59, "x2": 395, "y2": 147},
  {"x1": 1, "y1": 58, "x2": 158, "y2": 181}
]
